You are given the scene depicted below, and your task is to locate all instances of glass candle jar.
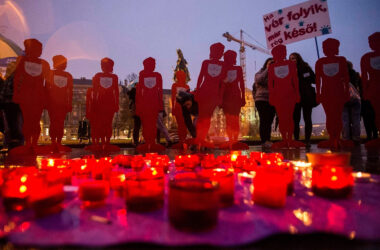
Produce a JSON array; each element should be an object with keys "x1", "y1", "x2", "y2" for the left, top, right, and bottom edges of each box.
[
  {"x1": 252, "y1": 167, "x2": 287, "y2": 208},
  {"x1": 125, "y1": 168, "x2": 164, "y2": 212},
  {"x1": 168, "y1": 173, "x2": 219, "y2": 232},
  {"x1": 79, "y1": 180, "x2": 109, "y2": 207},
  {"x1": 198, "y1": 168, "x2": 235, "y2": 207}
]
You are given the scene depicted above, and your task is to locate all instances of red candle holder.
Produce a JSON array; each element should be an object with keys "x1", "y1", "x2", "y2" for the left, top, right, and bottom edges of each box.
[
  {"x1": 29, "y1": 183, "x2": 65, "y2": 217},
  {"x1": 307, "y1": 153, "x2": 353, "y2": 198},
  {"x1": 277, "y1": 162, "x2": 294, "y2": 195},
  {"x1": 200, "y1": 154, "x2": 219, "y2": 169},
  {"x1": 2, "y1": 171, "x2": 35, "y2": 211},
  {"x1": 311, "y1": 165, "x2": 354, "y2": 198},
  {"x1": 252, "y1": 167, "x2": 287, "y2": 208},
  {"x1": 112, "y1": 155, "x2": 132, "y2": 168},
  {"x1": 79, "y1": 180, "x2": 110, "y2": 207},
  {"x1": 125, "y1": 168, "x2": 164, "y2": 212},
  {"x1": 131, "y1": 155, "x2": 145, "y2": 171},
  {"x1": 175, "y1": 155, "x2": 200, "y2": 170},
  {"x1": 168, "y1": 173, "x2": 219, "y2": 232},
  {"x1": 110, "y1": 170, "x2": 127, "y2": 197},
  {"x1": 199, "y1": 168, "x2": 235, "y2": 207},
  {"x1": 250, "y1": 151, "x2": 264, "y2": 163},
  {"x1": 306, "y1": 152, "x2": 351, "y2": 166}
]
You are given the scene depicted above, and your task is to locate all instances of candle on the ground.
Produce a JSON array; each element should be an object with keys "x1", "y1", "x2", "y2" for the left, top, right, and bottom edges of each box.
[
  {"x1": 252, "y1": 167, "x2": 287, "y2": 208},
  {"x1": 168, "y1": 174, "x2": 219, "y2": 232},
  {"x1": 125, "y1": 167, "x2": 164, "y2": 212},
  {"x1": 199, "y1": 168, "x2": 235, "y2": 207},
  {"x1": 79, "y1": 180, "x2": 109, "y2": 207}
]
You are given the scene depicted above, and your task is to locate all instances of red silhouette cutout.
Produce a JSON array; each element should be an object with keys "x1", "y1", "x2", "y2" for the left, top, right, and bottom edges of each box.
[
  {"x1": 135, "y1": 57, "x2": 165, "y2": 152},
  {"x1": 193, "y1": 42, "x2": 227, "y2": 148},
  {"x1": 220, "y1": 50, "x2": 248, "y2": 150},
  {"x1": 45, "y1": 55, "x2": 73, "y2": 152},
  {"x1": 268, "y1": 44, "x2": 304, "y2": 149},
  {"x1": 361, "y1": 32, "x2": 380, "y2": 147},
  {"x1": 10, "y1": 39, "x2": 50, "y2": 155},
  {"x1": 87, "y1": 58, "x2": 119, "y2": 152},
  {"x1": 171, "y1": 70, "x2": 190, "y2": 149},
  {"x1": 315, "y1": 38, "x2": 352, "y2": 149}
]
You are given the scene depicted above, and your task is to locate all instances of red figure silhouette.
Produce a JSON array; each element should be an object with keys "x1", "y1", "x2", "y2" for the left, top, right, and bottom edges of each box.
[
  {"x1": 361, "y1": 32, "x2": 380, "y2": 147},
  {"x1": 87, "y1": 58, "x2": 120, "y2": 152},
  {"x1": 315, "y1": 38, "x2": 352, "y2": 149},
  {"x1": 85, "y1": 87, "x2": 97, "y2": 144},
  {"x1": 171, "y1": 70, "x2": 190, "y2": 149},
  {"x1": 220, "y1": 50, "x2": 248, "y2": 150},
  {"x1": 193, "y1": 42, "x2": 227, "y2": 148},
  {"x1": 45, "y1": 55, "x2": 73, "y2": 152},
  {"x1": 268, "y1": 44, "x2": 304, "y2": 148},
  {"x1": 10, "y1": 39, "x2": 50, "y2": 155},
  {"x1": 135, "y1": 57, "x2": 165, "y2": 152}
]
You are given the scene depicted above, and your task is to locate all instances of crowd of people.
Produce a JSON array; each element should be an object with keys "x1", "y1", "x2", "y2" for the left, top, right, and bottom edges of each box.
[{"x1": 0, "y1": 32, "x2": 379, "y2": 152}]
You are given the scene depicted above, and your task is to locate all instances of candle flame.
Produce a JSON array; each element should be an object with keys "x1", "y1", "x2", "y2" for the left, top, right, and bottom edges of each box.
[
  {"x1": 331, "y1": 168, "x2": 336, "y2": 173},
  {"x1": 331, "y1": 175, "x2": 337, "y2": 181},
  {"x1": 81, "y1": 165, "x2": 86, "y2": 170},
  {"x1": 150, "y1": 168, "x2": 158, "y2": 176},
  {"x1": 48, "y1": 159, "x2": 54, "y2": 167},
  {"x1": 20, "y1": 175, "x2": 27, "y2": 183},
  {"x1": 19, "y1": 185, "x2": 27, "y2": 193},
  {"x1": 119, "y1": 174, "x2": 126, "y2": 182}
]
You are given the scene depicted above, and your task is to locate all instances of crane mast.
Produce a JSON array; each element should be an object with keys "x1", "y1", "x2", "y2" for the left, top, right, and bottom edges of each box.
[{"x1": 223, "y1": 30, "x2": 270, "y2": 83}]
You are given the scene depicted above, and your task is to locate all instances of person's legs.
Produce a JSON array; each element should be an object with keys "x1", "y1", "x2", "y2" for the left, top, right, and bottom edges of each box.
[
  {"x1": 255, "y1": 101, "x2": 267, "y2": 143},
  {"x1": 133, "y1": 116, "x2": 141, "y2": 145},
  {"x1": 174, "y1": 112, "x2": 187, "y2": 142},
  {"x1": 351, "y1": 100, "x2": 362, "y2": 142},
  {"x1": 293, "y1": 103, "x2": 301, "y2": 140},
  {"x1": 302, "y1": 104, "x2": 313, "y2": 143},
  {"x1": 342, "y1": 102, "x2": 350, "y2": 140}
]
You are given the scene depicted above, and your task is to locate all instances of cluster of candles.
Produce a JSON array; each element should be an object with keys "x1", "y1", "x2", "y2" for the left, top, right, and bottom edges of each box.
[{"x1": 0, "y1": 151, "x2": 360, "y2": 232}]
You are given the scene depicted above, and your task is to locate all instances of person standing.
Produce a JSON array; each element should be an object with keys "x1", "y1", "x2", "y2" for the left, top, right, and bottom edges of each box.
[
  {"x1": 289, "y1": 52, "x2": 317, "y2": 147},
  {"x1": 252, "y1": 58, "x2": 275, "y2": 148},
  {"x1": 342, "y1": 61, "x2": 362, "y2": 143},
  {"x1": 0, "y1": 61, "x2": 24, "y2": 150}
]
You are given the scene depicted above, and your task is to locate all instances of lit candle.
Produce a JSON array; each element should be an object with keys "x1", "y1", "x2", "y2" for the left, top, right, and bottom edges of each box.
[
  {"x1": 199, "y1": 168, "x2": 235, "y2": 207},
  {"x1": 125, "y1": 167, "x2": 164, "y2": 212},
  {"x1": 237, "y1": 171, "x2": 256, "y2": 184},
  {"x1": 252, "y1": 167, "x2": 287, "y2": 208},
  {"x1": 311, "y1": 165, "x2": 354, "y2": 198},
  {"x1": 2, "y1": 172, "x2": 34, "y2": 211},
  {"x1": 353, "y1": 172, "x2": 371, "y2": 183},
  {"x1": 79, "y1": 180, "x2": 110, "y2": 207},
  {"x1": 112, "y1": 155, "x2": 132, "y2": 168},
  {"x1": 29, "y1": 183, "x2": 65, "y2": 217},
  {"x1": 110, "y1": 170, "x2": 127, "y2": 197},
  {"x1": 168, "y1": 174, "x2": 219, "y2": 232},
  {"x1": 200, "y1": 154, "x2": 219, "y2": 169}
]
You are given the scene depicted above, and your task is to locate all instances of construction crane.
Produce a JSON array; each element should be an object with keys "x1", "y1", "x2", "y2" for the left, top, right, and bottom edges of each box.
[{"x1": 222, "y1": 30, "x2": 270, "y2": 83}]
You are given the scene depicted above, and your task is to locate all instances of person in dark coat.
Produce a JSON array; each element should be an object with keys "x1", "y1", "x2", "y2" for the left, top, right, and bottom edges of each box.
[{"x1": 289, "y1": 52, "x2": 317, "y2": 146}]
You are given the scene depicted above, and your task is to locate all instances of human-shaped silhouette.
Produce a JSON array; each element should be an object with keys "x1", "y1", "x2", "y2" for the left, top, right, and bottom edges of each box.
[
  {"x1": 193, "y1": 42, "x2": 227, "y2": 148},
  {"x1": 220, "y1": 50, "x2": 248, "y2": 150},
  {"x1": 171, "y1": 70, "x2": 190, "y2": 149},
  {"x1": 315, "y1": 38, "x2": 352, "y2": 149},
  {"x1": 135, "y1": 57, "x2": 165, "y2": 152},
  {"x1": 89, "y1": 58, "x2": 120, "y2": 152},
  {"x1": 268, "y1": 44, "x2": 304, "y2": 148},
  {"x1": 361, "y1": 32, "x2": 380, "y2": 147},
  {"x1": 10, "y1": 38, "x2": 50, "y2": 155},
  {"x1": 45, "y1": 55, "x2": 73, "y2": 152}
]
